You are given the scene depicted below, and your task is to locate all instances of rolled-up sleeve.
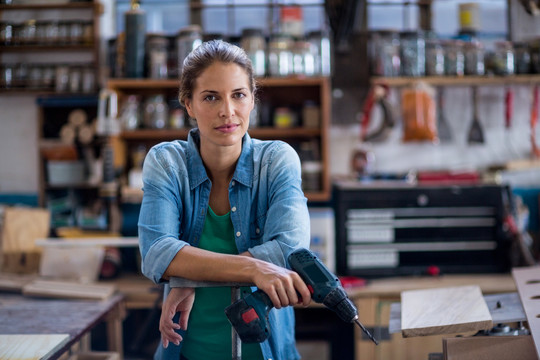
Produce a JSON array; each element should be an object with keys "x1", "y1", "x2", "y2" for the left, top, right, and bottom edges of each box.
[
  {"x1": 138, "y1": 146, "x2": 189, "y2": 284},
  {"x1": 248, "y1": 142, "x2": 310, "y2": 268}
]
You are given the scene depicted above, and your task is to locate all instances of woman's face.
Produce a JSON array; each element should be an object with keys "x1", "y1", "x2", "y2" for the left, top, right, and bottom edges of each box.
[{"x1": 184, "y1": 61, "x2": 254, "y2": 152}]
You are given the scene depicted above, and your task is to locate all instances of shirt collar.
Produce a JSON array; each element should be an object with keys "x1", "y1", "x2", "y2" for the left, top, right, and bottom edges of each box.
[{"x1": 186, "y1": 128, "x2": 254, "y2": 190}]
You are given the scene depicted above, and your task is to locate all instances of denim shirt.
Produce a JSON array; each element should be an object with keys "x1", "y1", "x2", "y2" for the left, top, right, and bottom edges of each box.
[{"x1": 138, "y1": 129, "x2": 310, "y2": 360}]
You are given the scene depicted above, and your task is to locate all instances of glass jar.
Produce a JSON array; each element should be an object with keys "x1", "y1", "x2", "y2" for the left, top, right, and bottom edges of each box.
[
  {"x1": 493, "y1": 41, "x2": 515, "y2": 75},
  {"x1": 514, "y1": 42, "x2": 531, "y2": 74},
  {"x1": 82, "y1": 21, "x2": 93, "y2": 45},
  {"x1": 307, "y1": 30, "x2": 331, "y2": 76},
  {"x1": 1, "y1": 64, "x2": 14, "y2": 88},
  {"x1": 425, "y1": 39, "x2": 445, "y2": 76},
  {"x1": 55, "y1": 64, "x2": 70, "y2": 92},
  {"x1": 268, "y1": 33, "x2": 294, "y2": 77},
  {"x1": 0, "y1": 22, "x2": 13, "y2": 45},
  {"x1": 400, "y1": 31, "x2": 425, "y2": 77},
  {"x1": 28, "y1": 64, "x2": 42, "y2": 89},
  {"x1": 241, "y1": 28, "x2": 266, "y2": 77},
  {"x1": 120, "y1": 95, "x2": 141, "y2": 130},
  {"x1": 57, "y1": 21, "x2": 70, "y2": 44},
  {"x1": 369, "y1": 30, "x2": 401, "y2": 77},
  {"x1": 147, "y1": 34, "x2": 169, "y2": 79},
  {"x1": 176, "y1": 25, "x2": 202, "y2": 73},
  {"x1": 69, "y1": 66, "x2": 82, "y2": 93},
  {"x1": 45, "y1": 21, "x2": 59, "y2": 44},
  {"x1": 444, "y1": 40, "x2": 465, "y2": 76},
  {"x1": 82, "y1": 66, "x2": 95, "y2": 93},
  {"x1": 292, "y1": 40, "x2": 315, "y2": 76},
  {"x1": 41, "y1": 64, "x2": 55, "y2": 89},
  {"x1": 464, "y1": 41, "x2": 485, "y2": 75},
  {"x1": 144, "y1": 95, "x2": 168, "y2": 129},
  {"x1": 35, "y1": 21, "x2": 48, "y2": 45},
  {"x1": 20, "y1": 19, "x2": 36, "y2": 45},
  {"x1": 14, "y1": 63, "x2": 28, "y2": 88},
  {"x1": 69, "y1": 21, "x2": 83, "y2": 44}
]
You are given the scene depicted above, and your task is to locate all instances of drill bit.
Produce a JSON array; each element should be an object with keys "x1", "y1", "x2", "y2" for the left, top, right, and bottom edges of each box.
[{"x1": 354, "y1": 317, "x2": 379, "y2": 345}]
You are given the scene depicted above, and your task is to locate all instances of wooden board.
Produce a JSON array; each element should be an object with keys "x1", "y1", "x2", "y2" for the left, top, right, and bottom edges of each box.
[
  {"x1": 389, "y1": 292, "x2": 526, "y2": 334},
  {"x1": 0, "y1": 334, "x2": 69, "y2": 360},
  {"x1": 400, "y1": 285, "x2": 493, "y2": 338},
  {"x1": 0, "y1": 273, "x2": 37, "y2": 293},
  {"x1": 443, "y1": 335, "x2": 538, "y2": 360},
  {"x1": 512, "y1": 266, "x2": 540, "y2": 360},
  {"x1": 1, "y1": 207, "x2": 50, "y2": 252},
  {"x1": 22, "y1": 279, "x2": 115, "y2": 300}
]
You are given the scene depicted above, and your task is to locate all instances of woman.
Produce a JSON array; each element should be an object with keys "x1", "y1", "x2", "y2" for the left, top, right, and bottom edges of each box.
[{"x1": 138, "y1": 39, "x2": 311, "y2": 360}]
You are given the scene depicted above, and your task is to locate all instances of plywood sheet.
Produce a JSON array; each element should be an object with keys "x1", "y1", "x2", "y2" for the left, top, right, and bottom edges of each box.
[
  {"x1": 401, "y1": 285, "x2": 493, "y2": 338},
  {"x1": 0, "y1": 334, "x2": 69, "y2": 360},
  {"x1": 390, "y1": 292, "x2": 526, "y2": 334},
  {"x1": 1, "y1": 207, "x2": 50, "y2": 252},
  {"x1": 22, "y1": 280, "x2": 115, "y2": 301},
  {"x1": 512, "y1": 266, "x2": 540, "y2": 360}
]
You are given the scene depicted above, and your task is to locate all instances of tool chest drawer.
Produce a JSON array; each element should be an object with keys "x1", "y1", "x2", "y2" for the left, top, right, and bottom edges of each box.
[{"x1": 334, "y1": 182, "x2": 514, "y2": 278}]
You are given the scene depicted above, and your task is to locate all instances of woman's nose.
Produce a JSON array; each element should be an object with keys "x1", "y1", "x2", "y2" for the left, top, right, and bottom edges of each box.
[{"x1": 219, "y1": 98, "x2": 234, "y2": 118}]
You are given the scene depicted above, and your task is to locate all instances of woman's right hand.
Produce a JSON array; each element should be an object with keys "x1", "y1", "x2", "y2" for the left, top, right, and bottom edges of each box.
[
  {"x1": 251, "y1": 260, "x2": 312, "y2": 309},
  {"x1": 159, "y1": 287, "x2": 195, "y2": 348}
]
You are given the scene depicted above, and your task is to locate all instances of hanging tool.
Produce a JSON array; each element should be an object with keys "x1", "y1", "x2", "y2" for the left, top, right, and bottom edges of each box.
[
  {"x1": 531, "y1": 84, "x2": 540, "y2": 158},
  {"x1": 225, "y1": 248, "x2": 379, "y2": 346},
  {"x1": 436, "y1": 87, "x2": 452, "y2": 142},
  {"x1": 360, "y1": 84, "x2": 395, "y2": 142},
  {"x1": 467, "y1": 86, "x2": 485, "y2": 144}
]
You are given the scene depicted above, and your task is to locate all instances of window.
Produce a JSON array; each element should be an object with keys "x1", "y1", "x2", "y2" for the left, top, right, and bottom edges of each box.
[{"x1": 115, "y1": 0, "x2": 325, "y2": 38}]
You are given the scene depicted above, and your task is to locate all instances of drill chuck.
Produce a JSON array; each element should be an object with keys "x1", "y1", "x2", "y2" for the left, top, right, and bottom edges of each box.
[{"x1": 323, "y1": 287, "x2": 358, "y2": 323}]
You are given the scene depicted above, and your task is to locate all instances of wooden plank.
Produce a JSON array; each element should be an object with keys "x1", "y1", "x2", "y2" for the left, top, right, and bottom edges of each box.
[
  {"x1": 22, "y1": 280, "x2": 115, "y2": 301},
  {"x1": 443, "y1": 336, "x2": 538, "y2": 360},
  {"x1": 0, "y1": 273, "x2": 37, "y2": 293},
  {"x1": 0, "y1": 334, "x2": 69, "y2": 360},
  {"x1": 512, "y1": 266, "x2": 540, "y2": 359},
  {"x1": 401, "y1": 285, "x2": 493, "y2": 338},
  {"x1": 389, "y1": 292, "x2": 526, "y2": 334}
]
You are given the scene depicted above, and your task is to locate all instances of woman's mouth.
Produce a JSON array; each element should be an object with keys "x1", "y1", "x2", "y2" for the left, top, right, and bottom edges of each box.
[{"x1": 215, "y1": 124, "x2": 239, "y2": 133}]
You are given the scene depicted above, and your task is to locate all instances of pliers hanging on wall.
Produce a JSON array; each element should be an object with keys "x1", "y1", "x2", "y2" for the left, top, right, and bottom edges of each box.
[{"x1": 360, "y1": 84, "x2": 395, "y2": 142}]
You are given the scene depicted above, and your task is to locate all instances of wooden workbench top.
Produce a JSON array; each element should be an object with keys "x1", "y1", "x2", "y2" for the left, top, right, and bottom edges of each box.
[{"x1": 348, "y1": 273, "x2": 516, "y2": 299}]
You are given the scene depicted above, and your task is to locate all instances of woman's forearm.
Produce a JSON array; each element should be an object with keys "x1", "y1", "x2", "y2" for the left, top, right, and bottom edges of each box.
[{"x1": 162, "y1": 246, "x2": 256, "y2": 282}]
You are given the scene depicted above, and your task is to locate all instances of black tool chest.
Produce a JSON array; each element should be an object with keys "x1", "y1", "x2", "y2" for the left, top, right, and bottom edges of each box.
[{"x1": 334, "y1": 182, "x2": 514, "y2": 278}]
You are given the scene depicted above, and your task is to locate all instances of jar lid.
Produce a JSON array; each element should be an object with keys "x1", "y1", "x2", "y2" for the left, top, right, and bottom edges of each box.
[{"x1": 242, "y1": 28, "x2": 264, "y2": 37}]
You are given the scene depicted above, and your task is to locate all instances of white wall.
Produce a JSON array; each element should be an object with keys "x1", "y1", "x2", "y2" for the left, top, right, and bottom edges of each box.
[{"x1": 0, "y1": 96, "x2": 39, "y2": 193}]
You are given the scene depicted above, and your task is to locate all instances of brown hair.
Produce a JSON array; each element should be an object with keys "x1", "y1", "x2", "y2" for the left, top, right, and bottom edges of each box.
[{"x1": 178, "y1": 40, "x2": 257, "y2": 107}]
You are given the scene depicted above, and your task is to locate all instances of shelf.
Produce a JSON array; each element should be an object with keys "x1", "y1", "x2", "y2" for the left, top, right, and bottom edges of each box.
[
  {"x1": 0, "y1": 2, "x2": 99, "y2": 11},
  {"x1": 0, "y1": 44, "x2": 95, "y2": 52},
  {"x1": 107, "y1": 76, "x2": 329, "y2": 91},
  {"x1": 371, "y1": 74, "x2": 540, "y2": 87},
  {"x1": 120, "y1": 127, "x2": 321, "y2": 141}
]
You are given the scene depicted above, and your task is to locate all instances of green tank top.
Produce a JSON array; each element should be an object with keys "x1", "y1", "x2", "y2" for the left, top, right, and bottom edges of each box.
[{"x1": 181, "y1": 207, "x2": 263, "y2": 360}]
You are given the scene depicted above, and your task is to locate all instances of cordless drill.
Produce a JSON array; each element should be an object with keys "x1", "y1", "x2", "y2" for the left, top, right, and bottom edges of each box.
[{"x1": 224, "y1": 248, "x2": 378, "y2": 345}]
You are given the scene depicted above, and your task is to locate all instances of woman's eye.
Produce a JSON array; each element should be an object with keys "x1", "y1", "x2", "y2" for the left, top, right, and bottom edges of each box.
[
  {"x1": 233, "y1": 92, "x2": 246, "y2": 99},
  {"x1": 204, "y1": 95, "x2": 217, "y2": 101}
]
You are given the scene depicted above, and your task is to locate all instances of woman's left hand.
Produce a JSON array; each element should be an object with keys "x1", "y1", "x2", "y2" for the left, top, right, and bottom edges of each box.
[{"x1": 159, "y1": 287, "x2": 195, "y2": 348}]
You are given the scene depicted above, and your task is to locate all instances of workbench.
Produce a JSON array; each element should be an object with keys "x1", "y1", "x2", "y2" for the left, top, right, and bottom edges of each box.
[
  {"x1": 103, "y1": 273, "x2": 517, "y2": 360},
  {"x1": 349, "y1": 274, "x2": 517, "y2": 360},
  {"x1": 0, "y1": 293, "x2": 125, "y2": 360}
]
